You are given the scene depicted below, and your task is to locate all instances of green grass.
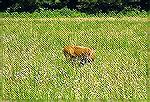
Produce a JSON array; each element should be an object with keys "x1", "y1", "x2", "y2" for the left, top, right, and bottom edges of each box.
[
  {"x1": 0, "y1": 8, "x2": 149, "y2": 18},
  {"x1": 1, "y1": 17, "x2": 149, "y2": 101}
]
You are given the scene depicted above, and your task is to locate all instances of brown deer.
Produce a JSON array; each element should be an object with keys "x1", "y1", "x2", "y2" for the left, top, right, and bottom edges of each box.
[{"x1": 63, "y1": 45, "x2": 95, "y2": 66}]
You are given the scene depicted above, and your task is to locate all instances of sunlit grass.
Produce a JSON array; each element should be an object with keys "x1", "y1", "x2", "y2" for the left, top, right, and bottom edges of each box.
[{"x1": 1, "y1": 17, "x2": 148, "y2": 101}]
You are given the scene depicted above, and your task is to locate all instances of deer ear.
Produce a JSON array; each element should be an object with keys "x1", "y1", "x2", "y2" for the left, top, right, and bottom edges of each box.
[
  {"x1": 87, "y1": 51, "x2": 90, "y2": 56},
  {"x1": 89, "y1": 52, "x2": 91, "y2": 56}
]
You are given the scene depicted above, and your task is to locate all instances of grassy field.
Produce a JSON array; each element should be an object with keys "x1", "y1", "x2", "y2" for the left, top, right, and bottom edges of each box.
[{"x1": 1, "y1": 17, "x2": 149, "y2": 101}]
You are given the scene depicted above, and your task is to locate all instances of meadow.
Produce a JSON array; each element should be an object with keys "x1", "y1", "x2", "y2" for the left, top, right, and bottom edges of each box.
[{"x1": 1, "y1": 17, "x2": 149, "y2": 101}]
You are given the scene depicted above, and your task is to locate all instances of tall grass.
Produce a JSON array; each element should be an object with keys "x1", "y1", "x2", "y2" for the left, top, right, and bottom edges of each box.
[
  {"x1": 0, "y1": 8, "x2": 149, "y2": 18},
  {"x1": 1, "y1": 17, "x2": 148, "y2": 101}
]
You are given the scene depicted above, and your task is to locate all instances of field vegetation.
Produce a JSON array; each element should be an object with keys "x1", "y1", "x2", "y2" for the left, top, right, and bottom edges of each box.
[
  {"x1": 1, "y1": 1, "x2": 149, "y2": 101},
  {"x1": 1, "y1": 15, "x2": 149, "y2": 101},
  {"x1": 0, "y1": 7, "x2": 149, "y2": 18}
]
